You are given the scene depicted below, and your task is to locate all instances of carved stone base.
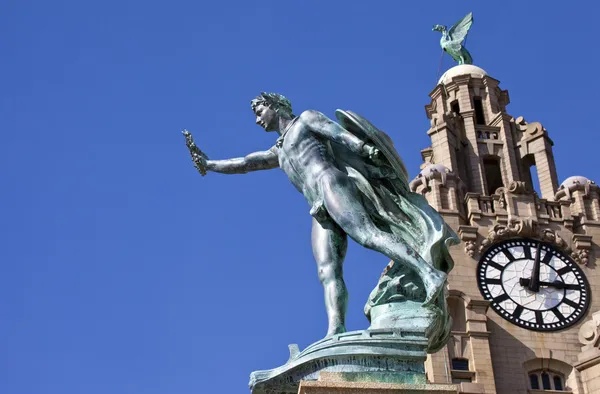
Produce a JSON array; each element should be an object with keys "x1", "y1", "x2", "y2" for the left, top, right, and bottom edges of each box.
[
  {"x1": 249, "y1": 329, "x2": 429, "y2": 394},
  {"x1": 298, "y1": 372, "x2": 458, "y2": 394}
]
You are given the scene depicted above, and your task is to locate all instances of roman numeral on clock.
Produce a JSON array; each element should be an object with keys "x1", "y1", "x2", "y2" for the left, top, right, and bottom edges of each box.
[
  {"x1": 551, "y1": 307, "x2": 565, "y2": 321},
  {"x1": 513, "y1": 305, "x2": 524, "y2": 319},
  {"x1": 501, "y1": 249, "x2": 515, "y2": 261},
  {"x1": 542, "y1": 251, "x2": 553, "y2": 265},
  {"x1": 557, "y1": 266, "x2": 571, "y2": 276},
  {"x1": 562, "y1": 298, "x2": 579, "y2": 309},
  {"x1": 484, "y1": 278, "x2": 502, "y2": 285},
  {"x1": 535, "y1": 311, "x2": 544, "y2": 325},
  {"x1": 523, "y1": 246, "x2": 532, "y2": 260},
  {"x1": 488, "y1": 261, "x2": 505, "y2": 271},
  {"x1": 493, "y1": 293, "x2": 510, "y2": 304}
]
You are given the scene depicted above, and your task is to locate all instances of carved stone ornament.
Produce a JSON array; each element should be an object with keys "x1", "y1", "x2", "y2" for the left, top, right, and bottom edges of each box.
[
  {"x1": 479, "y1": 219, "x2": 588, "y2": 265},
  {"x1": 493, "y1": 181, "x2": 536, "y2": 215},
  {"x1": 497, "y1": 192, "x2": 507, "y2": 209},
  {"x1": 539, "y1": 228, "x2": 569, "y2": 250},
  {"x1": 465, "y1": 240, "x2": 476, "y2": 257},
  {"x1": 578, "y1": 312, "x2": 600, "y2": 347},
  {"x1": 573, "y1": 249, "x2": 590, "y2": 266},
  {"x1": 507, "y1": 181, "x2": 531, "y2": 195},
  {"x1": 495, "y1": 181, "x2": 533, "y2": 207},
  {"x1": 515, "y1": 116, "x2": 546, "y2": 137},
  {"x1": 457, "y1": 225, "x2": 479, "y2": 258},
  {"x1": 479, "y1": 218, "x2": 537, "y2": 252}
]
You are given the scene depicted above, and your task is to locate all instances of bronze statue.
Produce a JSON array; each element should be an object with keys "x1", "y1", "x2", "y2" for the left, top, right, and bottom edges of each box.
[{"x1": 183, "y1": 92, "x2": 458, "y2": 338}]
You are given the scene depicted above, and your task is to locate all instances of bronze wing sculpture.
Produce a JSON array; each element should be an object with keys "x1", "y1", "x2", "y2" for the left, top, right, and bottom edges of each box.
[{"x1": 433, "y1": 12, "x2": 474, "y2": 65}]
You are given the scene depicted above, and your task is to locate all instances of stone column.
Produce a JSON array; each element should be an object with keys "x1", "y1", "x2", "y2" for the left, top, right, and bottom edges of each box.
[
  {"x1": 525, "y1": 129, "x2": 559, "y2": 200},
  {"x1": 465, "y1": 300, "x2": 496, "y2": 393}
]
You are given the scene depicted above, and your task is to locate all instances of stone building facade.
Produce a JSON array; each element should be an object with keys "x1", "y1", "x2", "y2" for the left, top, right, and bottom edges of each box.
[{"x1": 412, "y1": 64, "x2": 600, "y2": 394}]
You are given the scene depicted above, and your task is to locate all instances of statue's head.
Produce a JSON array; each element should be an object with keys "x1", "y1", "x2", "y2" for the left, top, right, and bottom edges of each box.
[
  {"x1": 251, "y1": 92, "x2": 294, "y2": 132},
  {"x1": 432, "y1": 24, "x2": 446, "y2": 32}
]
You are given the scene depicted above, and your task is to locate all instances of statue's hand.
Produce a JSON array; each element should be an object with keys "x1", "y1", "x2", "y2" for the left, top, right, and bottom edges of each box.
[
  {"x1": 366, "y1": 145, "x2": 386, "y2": 167},
  {"x1": 182, "y1": 129, "x2": 209, "y2": 176}
]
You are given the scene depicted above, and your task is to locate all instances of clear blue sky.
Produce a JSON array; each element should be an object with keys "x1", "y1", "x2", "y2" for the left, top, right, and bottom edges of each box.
[{"x1": 2, "y1": 1, "x2": 598, "y2": 393}]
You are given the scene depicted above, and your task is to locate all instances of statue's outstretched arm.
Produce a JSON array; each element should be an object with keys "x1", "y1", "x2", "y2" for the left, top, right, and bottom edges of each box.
[
  {"x1": 182, "y1": 129, "x2": 278, "y2": 176},
  {"x1": 299, "y1": 110, "x2": 372, "y2": 157},
  {"x1": 207, "y1": 148, "x2": 279, "y2": 174}
]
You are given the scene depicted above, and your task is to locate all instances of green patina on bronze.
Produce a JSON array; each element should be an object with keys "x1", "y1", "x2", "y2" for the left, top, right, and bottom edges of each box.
[
  {"x1": 182, "y1": 92, "x2": 460, "y2": 391},
  {"x1": 433, "y1": 12, "x2": 474, "y2": 65}
]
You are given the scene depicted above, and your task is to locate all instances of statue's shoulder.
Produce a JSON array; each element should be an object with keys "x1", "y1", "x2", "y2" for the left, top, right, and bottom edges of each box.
[
  {"x1": 297, "y1": 109, "x2": 327, "y2": 125},
  {"x1": 286, "y1": 110, "x2": 331, "y2": 135}
]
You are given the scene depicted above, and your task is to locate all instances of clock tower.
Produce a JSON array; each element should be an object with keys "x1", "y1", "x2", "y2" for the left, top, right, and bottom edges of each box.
[{"x1": 411, "y1": 64, "x2": 600, "y2": 393}]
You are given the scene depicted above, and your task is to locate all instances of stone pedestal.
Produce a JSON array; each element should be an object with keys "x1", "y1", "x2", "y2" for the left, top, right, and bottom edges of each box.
[
  {"x1": 298, "y1": 372, "x2": 458, "y2": 394},
  {"x1": 250, "y1": 329, "x2": 430, "y2": 394}
]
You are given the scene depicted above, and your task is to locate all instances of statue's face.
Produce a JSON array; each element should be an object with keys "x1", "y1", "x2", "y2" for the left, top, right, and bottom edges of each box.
[
  {"x1": 432, "y1": 25, "x2": 445, "y2": 32},
  {"x1": 254, "y1": 104, "x2": 278, "y2": 132}
]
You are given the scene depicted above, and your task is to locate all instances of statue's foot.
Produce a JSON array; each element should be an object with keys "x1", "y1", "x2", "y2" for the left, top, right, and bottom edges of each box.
[{"x1": 422, "y1": 269, "x2": 447, "y2": 307}]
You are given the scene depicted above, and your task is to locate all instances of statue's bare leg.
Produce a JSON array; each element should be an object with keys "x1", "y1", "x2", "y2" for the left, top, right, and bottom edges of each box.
[
  {"x1": 312, "y1": 217, "x2": 348, "y2": 337},
  {"x1": 319, "y1": 171, "x2": 446, "y2": 305}
]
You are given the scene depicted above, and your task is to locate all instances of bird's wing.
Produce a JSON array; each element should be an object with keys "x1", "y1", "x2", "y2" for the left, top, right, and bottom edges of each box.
[
  {"x1": 448, "y1": 12, "x2": 473, "y2": 45},
  {"x1": 445, "y1": 40, "x2": 462, "y2": 53}
]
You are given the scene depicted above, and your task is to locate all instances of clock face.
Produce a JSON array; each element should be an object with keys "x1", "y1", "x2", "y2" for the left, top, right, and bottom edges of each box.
[{"x1": 477, "y1": 238, "x2": 590, "y2": 331}]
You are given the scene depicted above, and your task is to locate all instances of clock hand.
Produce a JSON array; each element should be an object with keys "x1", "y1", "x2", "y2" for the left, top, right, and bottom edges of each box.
[
  {"x1": 528, "y1": 243, "x2": 542, "y2": 292},
  {"x1": 518, "y1": 278, "x2": 579, "y2": 290}
]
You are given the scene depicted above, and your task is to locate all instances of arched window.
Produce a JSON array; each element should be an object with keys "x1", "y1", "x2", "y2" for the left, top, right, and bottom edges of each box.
[
  {"x1": 524, "y1": 357, "x2": 571, "y2": 392},
  {"x1": 450, "y1": 100, "x2": 460, "y2": 115},
  {"x1": 541, "y1": 372, "x2": 551, "y2": 389},
  {"x1": 521, "y1": 153, "x2": 541, "y2": 196},
  {"x1": 529, "y1": 373, "x2": 540, "y2": 389},
  {"x1": 447, "y1": 296, "x2": 466, "y2": 332},
  {"x1": 554, "y1": 375, "x2": 564, "y2": 391},
  {"x1": 529, "y1": 373, "x2": 540, "y2": 390},
  {"x1": 455, "y1": 147, "x2": 471, "y2": 191},
  {"x1": 473, "y1": 97, "x2": 486, "y2": 125},
  {"x1": 483, "y1": 156, "x2": 503, "y2": 195},
  {"x1": 528, "y1": 370, "x2": 566, "y2": 391}
]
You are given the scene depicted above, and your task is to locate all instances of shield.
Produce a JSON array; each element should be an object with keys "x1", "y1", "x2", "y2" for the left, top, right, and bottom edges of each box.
[{"x1": 334, "y1": 109, "x2": 409, "y2": 186}]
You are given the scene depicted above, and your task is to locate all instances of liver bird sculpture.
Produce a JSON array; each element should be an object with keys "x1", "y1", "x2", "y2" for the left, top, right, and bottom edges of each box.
[{"x1": 433, "y1": 12, "x2": 473, "y2": 65}]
